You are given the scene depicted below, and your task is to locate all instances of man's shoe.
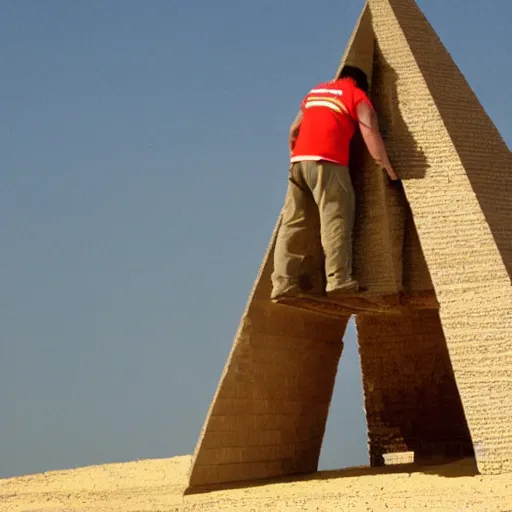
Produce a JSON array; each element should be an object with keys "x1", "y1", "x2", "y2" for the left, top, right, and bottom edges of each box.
[
  {"x1": 270, "y1": 287, "x2": 301, "y2": 302},
  {"x1": 327, "y1": 279, "x2": 360, "y2": 299}
]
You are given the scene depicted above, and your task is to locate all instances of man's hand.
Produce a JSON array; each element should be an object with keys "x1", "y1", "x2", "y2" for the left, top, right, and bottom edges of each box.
[
  {"x1": 289, "y1": 136, "x2": 297, "y2": 156},
  {"x1": 384, "y1": 165, "x2": 399, "y2": 181}
]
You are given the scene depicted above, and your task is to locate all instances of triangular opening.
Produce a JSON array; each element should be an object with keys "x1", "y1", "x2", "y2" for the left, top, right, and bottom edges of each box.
[
  {"x1": 320, "y1": 310, "x2": 477, "y2": 474},
  {"x1": 319, "y1": 317, "x2": 369, "y2": 470}
]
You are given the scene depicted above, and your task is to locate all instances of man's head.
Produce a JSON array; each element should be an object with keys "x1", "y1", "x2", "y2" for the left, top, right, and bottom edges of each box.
[{"x1": 339, "y1": 65, "x2": 369, "y2": 94}]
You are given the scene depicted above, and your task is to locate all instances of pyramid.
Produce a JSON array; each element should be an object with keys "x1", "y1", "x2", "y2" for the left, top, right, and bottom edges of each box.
[{"x1": 185, "y1": 0, "x2": 512, "y2": 492}]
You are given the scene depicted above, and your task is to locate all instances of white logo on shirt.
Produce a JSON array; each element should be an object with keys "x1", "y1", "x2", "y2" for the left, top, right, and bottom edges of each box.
[{"x1": 309, "y1": 88, "x2": 344, "y2": 96}]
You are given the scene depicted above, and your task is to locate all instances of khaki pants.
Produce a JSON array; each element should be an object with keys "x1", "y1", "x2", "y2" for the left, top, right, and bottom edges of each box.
[{"x1": 271, "y1": 160, "x2": 356, "y2": 298}]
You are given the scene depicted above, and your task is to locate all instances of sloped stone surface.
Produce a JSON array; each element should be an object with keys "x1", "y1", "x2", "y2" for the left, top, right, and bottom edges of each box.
[{"x1": 369, "y1": 0, "x2": 512, "y2": 474}]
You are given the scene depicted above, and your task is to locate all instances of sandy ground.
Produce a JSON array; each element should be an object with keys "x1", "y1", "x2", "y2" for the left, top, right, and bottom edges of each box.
[{"x1": 1, "y1": 455, "x2": 512, "y2": 512}]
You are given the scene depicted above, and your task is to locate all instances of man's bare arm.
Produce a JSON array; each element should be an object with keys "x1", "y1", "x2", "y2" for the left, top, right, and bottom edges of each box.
[
  {"x1": 289, "y1": 110, "x2": 303, "y2": 154},
  {"x1": 356, "y1": 102, "x2": 399, "y2": 180}
]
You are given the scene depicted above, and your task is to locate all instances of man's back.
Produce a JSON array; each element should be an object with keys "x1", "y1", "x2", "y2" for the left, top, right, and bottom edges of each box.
[{"x1": 291, "y1": 78, "x2": 373, "y2": 167}]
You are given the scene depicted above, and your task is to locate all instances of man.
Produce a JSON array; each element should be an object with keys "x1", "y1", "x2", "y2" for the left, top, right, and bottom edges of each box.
[{"x1": 271, "y1": 65, "x2": 399, "y2": 300}]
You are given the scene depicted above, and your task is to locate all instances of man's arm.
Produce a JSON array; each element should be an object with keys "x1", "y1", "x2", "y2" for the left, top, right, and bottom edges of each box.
[
  {"x1": 289, "y1": 109, "x2": 303, "y2": 154},
  {"x1": 356, "y1": 102, "x2": 399, "y2": 181}
]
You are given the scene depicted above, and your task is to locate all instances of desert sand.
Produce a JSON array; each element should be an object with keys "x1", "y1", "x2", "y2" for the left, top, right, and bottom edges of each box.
[{"x1": 2, "y1": 455, "x2": 511, "y2": 512}]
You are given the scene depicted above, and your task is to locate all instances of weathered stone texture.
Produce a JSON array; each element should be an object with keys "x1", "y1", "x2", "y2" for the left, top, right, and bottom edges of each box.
[
  {"x1": 186, "y1": 225, "x2": 349, "y2": 490},
  {"x1": 335, "y1": 3, "x2": 408, "y2": 296},
  {"x1": 350, "y1": 37, "x2": 411, "y2": 295},
  {"x1": 335, "y1": 3, "x2": 374, "y2": 81},
  {"x1": 357, "y1": 311, "x2": 474, "y2": 465},
  {"x1": 369, "y1": 0, "x2": 512, "y2": 474}
]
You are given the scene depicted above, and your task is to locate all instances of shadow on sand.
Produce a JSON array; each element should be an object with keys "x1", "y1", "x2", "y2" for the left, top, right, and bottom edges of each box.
[{"x1": 185, "y1": 456, "x2": 479, "y2": 495}]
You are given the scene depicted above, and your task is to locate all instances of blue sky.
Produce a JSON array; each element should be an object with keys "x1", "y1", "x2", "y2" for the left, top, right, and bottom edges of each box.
[{"x1": 1, "y1": 0, "x2": 510, "y2": 479}]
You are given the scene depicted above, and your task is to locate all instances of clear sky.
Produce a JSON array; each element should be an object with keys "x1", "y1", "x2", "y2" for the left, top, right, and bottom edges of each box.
[{"x1": 1, "y1": 0, "x2": 510, "y2": 479}]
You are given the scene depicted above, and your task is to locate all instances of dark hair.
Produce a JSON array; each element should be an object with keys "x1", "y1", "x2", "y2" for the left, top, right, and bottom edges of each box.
[{"x1": 339, "y1": 65, "x2": 369, "y2": 93}]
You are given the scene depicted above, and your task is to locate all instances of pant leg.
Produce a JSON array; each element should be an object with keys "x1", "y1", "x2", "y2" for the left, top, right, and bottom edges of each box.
[
  {"x1": 271, "y1": 163, "x2": 319, "y2": 298},
  {"x1": 302, "y1": 161, "x2": 356, "y2": 291}
]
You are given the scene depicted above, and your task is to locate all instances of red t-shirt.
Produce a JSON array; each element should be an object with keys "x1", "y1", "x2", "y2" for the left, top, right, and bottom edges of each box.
[{"x1": 291, "y1": 77, "x2": 374, "y2": 167}]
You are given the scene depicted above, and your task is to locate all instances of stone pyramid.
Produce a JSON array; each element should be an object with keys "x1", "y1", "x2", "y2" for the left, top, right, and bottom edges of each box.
[{"x1": 185, "y1": 0, "x2": 512, "y2": 492}]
